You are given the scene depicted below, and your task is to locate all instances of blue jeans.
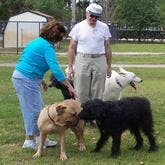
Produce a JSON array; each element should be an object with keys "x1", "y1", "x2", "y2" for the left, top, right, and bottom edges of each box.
[{"x1": 12, "y1": 70, "x2": 44, "y2": 136}]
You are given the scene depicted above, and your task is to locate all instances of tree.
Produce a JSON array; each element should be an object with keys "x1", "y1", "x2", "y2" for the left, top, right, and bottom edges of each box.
[
  {"x1": 0, "y1": 0, "x2": 71, "y2": 22},
  {"x1": 99, "y1": 0, "x2": 117, "y2": 23},
  {"x1": 76, "y1": 0, "x2": 90, "y2": 21},
  {"x1": 0, "y1": 0, "x2": 10, "y2": 20},
  {"x1": 0, "y1": 0, "x2": 32, "y2": 20},
  {"x1": 157, "y1": 0, "x2": 165, "y2": 28},
  {"x1": 116, "y1": 0, "x2": 158, "y2": 28},
  {"x1": 31, "y1": 0, "x2": 71, "y2": 22},
  {"x1": 116, "y1": 0, "x2": 159, "y2": 41}
]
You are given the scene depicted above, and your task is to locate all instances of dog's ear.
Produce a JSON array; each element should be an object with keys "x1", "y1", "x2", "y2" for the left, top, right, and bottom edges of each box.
[
  {"x1": 56, "y1": 105, "x2": 66, "y2": 115},
  {"x1": 119, "y1": 67, "x2": 127, "y2": 73}
]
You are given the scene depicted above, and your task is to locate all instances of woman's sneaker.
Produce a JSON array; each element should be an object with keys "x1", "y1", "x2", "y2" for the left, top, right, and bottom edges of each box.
[
  {"x1": 22, "y1": 140, "x2": 37, "y2": 149},
  {"x1": 44, "y1": 138, "x2": 58, "y2": 147},
  {"x1": 35, "y1": 137, "x2": 58, "y2": 147}
]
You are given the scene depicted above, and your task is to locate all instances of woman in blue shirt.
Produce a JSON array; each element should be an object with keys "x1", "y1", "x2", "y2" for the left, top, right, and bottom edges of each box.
[{"x1": 12, "y1": 20, "x2": 77, "y2": 149}]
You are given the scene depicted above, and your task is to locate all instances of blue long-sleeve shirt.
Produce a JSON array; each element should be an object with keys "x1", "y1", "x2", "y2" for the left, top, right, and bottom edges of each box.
[{"x1": 15, "y1": 37, "x2": 66, "y2": 81}]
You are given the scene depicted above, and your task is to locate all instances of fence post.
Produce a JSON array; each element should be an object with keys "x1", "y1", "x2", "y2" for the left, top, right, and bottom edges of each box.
[{"x1": 16, "y1": 21, "x2": 19, "y2": 55}]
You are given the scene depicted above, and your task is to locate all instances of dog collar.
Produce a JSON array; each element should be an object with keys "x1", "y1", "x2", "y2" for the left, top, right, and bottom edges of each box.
[
  {"x1": 47, "y1": 106, "x2": 79, "y2": 128},
  {"x1": 47, "y1": 106, "x2": 68, "y2": 127},
  {"x1": 47, "y1": 105, "x2": 59, "y2": 126},
  {"x1": 116, "y1": 78, "x2": 123, "y2": 88}
]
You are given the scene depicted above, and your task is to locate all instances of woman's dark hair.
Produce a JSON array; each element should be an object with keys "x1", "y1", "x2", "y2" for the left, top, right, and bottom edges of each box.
[{"x1": 40, "y1": 20, "x2": 66, "y2": 43}]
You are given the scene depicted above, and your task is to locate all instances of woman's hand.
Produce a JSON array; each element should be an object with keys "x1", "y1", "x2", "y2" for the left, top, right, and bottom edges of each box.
[
  {"x1": 61, "y1": 79, "x2": 78, "y2": 99},
  {"x1": 68, "y1": 85, "x2": 78, "y2": 99},
  {"x1": 67, "y1": 66, "x2": 74, "y2": 80}
]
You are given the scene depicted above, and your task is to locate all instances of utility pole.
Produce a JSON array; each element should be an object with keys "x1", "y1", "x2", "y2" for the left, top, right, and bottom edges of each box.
[{"x1": 71, "y1": 0, "x2": 76, "y2": 28}]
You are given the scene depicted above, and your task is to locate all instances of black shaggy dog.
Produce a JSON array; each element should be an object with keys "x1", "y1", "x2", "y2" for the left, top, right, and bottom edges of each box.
[
  {"x1": 79, "y1": 97, "x2": 158, "y2": 157},
  {"x1": 48, "y1": 73, "x2": 75, "y2": 99}
]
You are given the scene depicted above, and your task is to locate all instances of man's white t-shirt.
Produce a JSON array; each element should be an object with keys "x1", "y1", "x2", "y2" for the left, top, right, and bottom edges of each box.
[{"x1": 69, "y1": 20, "x2": 111, "y2": 54}]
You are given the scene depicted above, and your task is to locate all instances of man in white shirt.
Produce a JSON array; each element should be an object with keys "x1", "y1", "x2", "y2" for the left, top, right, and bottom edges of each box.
[{"x1": 67, "y1": 3, "x2": 112, "y2": 104}]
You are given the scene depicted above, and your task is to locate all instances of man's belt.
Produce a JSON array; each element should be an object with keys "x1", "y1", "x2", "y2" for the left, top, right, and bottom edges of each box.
[{"x1": 77, "y1": 52, "x2": 105, "y2": 58}]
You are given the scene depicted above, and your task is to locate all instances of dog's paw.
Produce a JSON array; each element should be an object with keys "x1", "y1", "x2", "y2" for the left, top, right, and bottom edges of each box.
[
  {"x1": 79, "y1": 144, "x2": 86, "y2": 151},
  {"x1": 33, "y1": 152, "x2": 42, "y2": 158},
  {"x1": 60, "y1": 153, "x2": 68, "y2": 161}
]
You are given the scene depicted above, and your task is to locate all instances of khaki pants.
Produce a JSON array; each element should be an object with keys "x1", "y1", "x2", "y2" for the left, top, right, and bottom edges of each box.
[{"x1": 74, "y1": 53, "x2": 106, "y2": 104}]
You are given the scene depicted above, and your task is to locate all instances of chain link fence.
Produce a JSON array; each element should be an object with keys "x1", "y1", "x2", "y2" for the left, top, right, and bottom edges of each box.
[{"x1": 0, "y1": 21, "x2": 165, "y2": 54}]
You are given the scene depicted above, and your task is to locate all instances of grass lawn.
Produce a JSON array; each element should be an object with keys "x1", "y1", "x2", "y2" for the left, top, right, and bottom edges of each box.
[
  {"x1": 0, "y1": 54, "x2": 165, "y2": 65},
  {"x1": 0, "y1": 44, "x2": 165, "y2": 164},
  {"x1": 0, "y1": 42, "x2": 164, "y2": 65},
  {"x1": 0, "y1": 65, "x2": 165, "y2": 164},
  {"x1": 56, "y1": 40, "x2": 165, "y2": 53},
  {"x1": 0, "y1": 42, "x2": 165, "y2": 56},
  {"x1": 111, "y1": 43, "x2": 165, "y2": 52}
]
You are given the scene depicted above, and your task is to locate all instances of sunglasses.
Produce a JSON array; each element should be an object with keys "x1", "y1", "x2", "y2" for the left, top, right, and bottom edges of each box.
[{"x1": 89, "y1": 14, "x2": 99, "y2": 19}]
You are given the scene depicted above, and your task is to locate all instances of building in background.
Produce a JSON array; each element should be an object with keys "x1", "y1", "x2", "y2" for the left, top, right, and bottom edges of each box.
[{"x1": 4, "y1": 11, "x2": 53, "y2": 48}]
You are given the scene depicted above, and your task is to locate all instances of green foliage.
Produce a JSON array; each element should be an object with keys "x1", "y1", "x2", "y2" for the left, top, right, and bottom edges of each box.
[
  {"x1": 157, "y1": 0, "x2": 165, "y2": 28},
  {"x1": 76, "y1": 0, "x2": 89, "y2": 21},
  {"x1": 0, "y1": 0, "x2": 33, "y2": 20},
  {"x1": 0, "y1": 0, "x2": 10, "y2": 20},
  {"x1": 31, "y1": 0, "x2": 71, "y2": 22},
  {"x1": 116, "y1": 0, "x2": 158, "y2": 29},
  {"x1": 0, "y1": 0, "x2": 164, "y2": 29},
  {"x1": 0, "y1": 0, "x2": 71, "y2": 22}
]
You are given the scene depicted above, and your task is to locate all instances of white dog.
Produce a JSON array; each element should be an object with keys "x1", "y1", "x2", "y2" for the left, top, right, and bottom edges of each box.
[
  {"x1": 103, "y1": 67, "x2": 143, "y2": 101},
  {"x1": 65, "y1": 67, "x2": 142, "y2": 101}
]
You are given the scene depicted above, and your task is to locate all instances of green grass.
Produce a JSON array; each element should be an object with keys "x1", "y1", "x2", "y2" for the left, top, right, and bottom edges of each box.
[
  {"x1": 0, "y1": 46, "x2": 164, "y2": 164},
  {"x1": 112, "y1": 55, "x2": 165, "y2": 64},
  {"x1": 0, "y1": 42, "x2": 165, "y2": 57},
  {"x1": 0, "y1": 54, "x2": 20, "y2": 63},
  {"x1": 0, "y1": 54, "x2": 165, "y2": 65},
  {"x1": 57, "y1": 41, "x2": 165, "y2": 52},
  {"x1": 0, "y1": 43, "x2": 164, "y2": 64},
  {"x1": 0, "y1": 65, "x2": 165, "y2": 164},
  {"x1": 57, "y1": 40, "x2": 165, "y2": 53},
  {"x1": 111, "y1": 43, "x2": 165, "y2": 52}
]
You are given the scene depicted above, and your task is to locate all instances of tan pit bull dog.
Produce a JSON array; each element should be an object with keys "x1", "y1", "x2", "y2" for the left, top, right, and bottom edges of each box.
[{"x1": 33, "y1": 99, "x2": 86, "y2": 160}]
